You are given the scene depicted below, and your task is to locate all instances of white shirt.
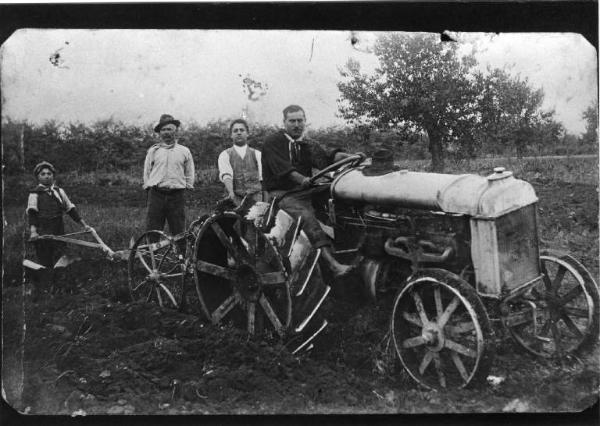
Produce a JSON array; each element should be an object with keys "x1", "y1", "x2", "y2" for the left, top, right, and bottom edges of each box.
[
  {"x1": 26, "y1": 184, "x2": 75, "y2": 213},
  {"x1": 143, "y1": 142, "x2": 195, "y2": 189},
  {"x1": 217, "y1": 144, "x2": 263, "y2": 183}
]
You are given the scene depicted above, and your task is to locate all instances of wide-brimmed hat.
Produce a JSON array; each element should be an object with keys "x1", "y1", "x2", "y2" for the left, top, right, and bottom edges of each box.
[
  {"x1": 154, "y1": 114, "x2": 181, "y2": 133},
  {"x1": 362, "y1": 149, "x2": 400, "y2": 176},
  {"x1": 33, "y1": 161, "x2": 56, "y2": 176}
]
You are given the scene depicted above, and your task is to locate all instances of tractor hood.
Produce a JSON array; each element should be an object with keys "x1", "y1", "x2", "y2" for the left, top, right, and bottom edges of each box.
[{"x1": 330, "y1": 167, "x2": 538, "y2": 218}]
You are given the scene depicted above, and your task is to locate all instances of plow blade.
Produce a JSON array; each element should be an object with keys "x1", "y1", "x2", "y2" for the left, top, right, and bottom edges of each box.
[
  {"x1": 54, "y1": 254, "x2": 81, "y2": 269},
  {"x1": 22, "y1": 259, "x2": 46, "y2": 270}
]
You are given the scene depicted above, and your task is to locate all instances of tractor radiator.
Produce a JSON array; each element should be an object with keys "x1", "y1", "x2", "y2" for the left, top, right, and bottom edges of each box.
[{"x1": 471, "y1": 203, "x2": 540, "y2": 297}]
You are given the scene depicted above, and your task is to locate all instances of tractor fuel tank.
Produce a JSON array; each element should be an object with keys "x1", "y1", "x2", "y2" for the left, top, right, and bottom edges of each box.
[{"x1": 331, "y1": 167, "x2": 537, "y2": 218}]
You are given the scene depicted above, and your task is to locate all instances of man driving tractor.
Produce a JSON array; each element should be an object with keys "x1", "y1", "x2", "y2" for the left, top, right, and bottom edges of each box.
[{"x1": 262, "y1": 104, "x2": 358, "y2": 278}]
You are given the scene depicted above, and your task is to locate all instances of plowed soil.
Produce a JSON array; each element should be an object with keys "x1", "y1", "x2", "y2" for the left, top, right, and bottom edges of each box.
[{"x1": 2, "y1": 179, "x2": 599, "y2": 416}]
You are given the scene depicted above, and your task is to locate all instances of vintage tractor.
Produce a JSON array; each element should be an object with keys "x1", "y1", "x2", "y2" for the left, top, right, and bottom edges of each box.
[{"x1": 128, "y1": 154, "x2": 599, "y2": 390}]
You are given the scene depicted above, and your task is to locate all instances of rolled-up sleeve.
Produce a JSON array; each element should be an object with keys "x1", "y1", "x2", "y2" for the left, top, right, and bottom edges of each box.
[
  {"x1": 142, "y1": 148, "x2": 154, "y2": 189},
  {"x1": 58, "y1": 188, "x2": 76, "y2": 211},
  {"x1": 26, "y1": 193, "x2": 38, "y2": 214},
  {"x1": 255, "y1": 149, "x2": 263, "y2": 181},
  {"x1": 217, "y1": 150, "x2": 233, "y2": 183},
  {"x1": 185, "y1": 149, "x2": 195, "y2": 189},
  {"x1": 26, "y1": 193, "x2": 39, "y2": 226},
  {"x1": 263, "y1": 140, "x2": 295, "y2": 179}
]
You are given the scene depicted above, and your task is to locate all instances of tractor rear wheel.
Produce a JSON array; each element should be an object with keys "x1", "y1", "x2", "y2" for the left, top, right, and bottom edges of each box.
[{"x1": 193, "y1": 210, "x2": 330, "y2": 354}]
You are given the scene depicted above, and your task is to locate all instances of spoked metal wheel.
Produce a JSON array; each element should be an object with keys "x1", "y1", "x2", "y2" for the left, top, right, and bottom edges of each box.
[
  {"x1": 193, "y1": 209, "x2": 329, "y2": 354},
  {"x1": 128, "y1": 230, "x2": 185, "y2": 309},
  {"x1": 503, "y1": 251, "x2": 600, "y2": 358},
  {"x1": 391, "y1": 269, "x2": 494, "y2": 390}
]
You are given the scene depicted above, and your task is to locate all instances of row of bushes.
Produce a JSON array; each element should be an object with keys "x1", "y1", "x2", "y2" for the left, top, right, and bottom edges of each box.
[{"x1": 2, "y1": 118, "x2": 595, "y2": 175}]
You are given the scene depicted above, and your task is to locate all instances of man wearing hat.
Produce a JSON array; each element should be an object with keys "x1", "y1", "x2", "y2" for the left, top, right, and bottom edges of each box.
[{"x1": 143, "y1": 114, "x2": 195, "y2": 236}]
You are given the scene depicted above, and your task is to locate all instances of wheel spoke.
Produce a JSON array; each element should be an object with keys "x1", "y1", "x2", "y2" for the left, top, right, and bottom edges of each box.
[
  {"x1": 258, "y1": 271, "x2": 287, "y2": 286},
  {"x1": 551, "y1": 266, "x2": 567, "y2": 293},
  {"x1": 196, "y1": 260, "x2": 236, "y2": 281},
  {"x1": 157, "y1": 282, "x2": 178, "y2": 307},
  {"x1": 418, "y1": 350, "x2": 434, "y2": 375},
  {"x1": 444, "y1": 338, "x2": 476, "y2": 358},
  {"x1": 411, "y1": 291, "x2": 429, "y2": 325},
  {"x1": 145, "y1": 287, "x2": 154, "y2": 303},
  {"x1": 402, "y1": 335, "x2": 427, "y2": 349},
  {"x1": 446, "y1": 321, "x2": 475, "y2": 335},
  {"x1": 540, "y1": 261, "x2": 552, "y2": 290},
  {"x1": 563, "y1": 307, "x2": 590, "y2": 317},
  {"x1": 402, "y1": 312, "x2": 423, "y2": 327},
  {"x1": 434, "y1": 287, "x2": 443, "y2": 319},
  {"x1": 559, "y1": 286, "x2": 583, "y2": 305},
  {"x1": 560, "y1": 313, "x2": 583, "y2": 338},
  {"x1": 247, "y1": 302, "x2": 256, "y2": 335},
  {"x1": 155, "y1": 286, "x2": 163, "y2": 307},
  {"x1": 437, "y1": 297, "x2": 460, "y2": 328},
  {"x1": 146, "y1": 235, "x2": 157, "y2": 271},
  {"x1": 550, "y1": 322, "x2": 563, "y2": 358},
  {"x1": 450, "y1": 351, "x2": 470, "y2": 384},
  {"x1": 211, "y1": 293, "x2": 240, "y2": 324},
  {"x1": 432, "y1": 353, "x2": 447, "y2": 388},
  {"x1": 258, "y1": 294, "x2": 284, "y2": 336},
  {"x1": 136, "y1": 249, "x2": 153, "y2": 274},
  {"x1": 132, "y1": 278, "x2": 150, "y2": 292},
  {"x1": 211, "y1": 222, "x2": 251, "y2": 265}
]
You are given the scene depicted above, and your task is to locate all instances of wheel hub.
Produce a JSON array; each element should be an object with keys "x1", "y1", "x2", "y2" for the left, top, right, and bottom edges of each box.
[
  {"x1": 149, "y1": 271, "x2": 161, "y2": 282},
  {"x1": 422, "y1": 323, "x2": 445, "y2": 352},
  {"x1": 234, "y1": 264, "x2": 260, "y2": 301}
]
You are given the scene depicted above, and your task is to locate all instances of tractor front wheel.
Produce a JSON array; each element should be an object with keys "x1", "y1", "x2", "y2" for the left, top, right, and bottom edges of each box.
[{"x1": 391, "y1": 269, "x2": 494, "y2": 390}]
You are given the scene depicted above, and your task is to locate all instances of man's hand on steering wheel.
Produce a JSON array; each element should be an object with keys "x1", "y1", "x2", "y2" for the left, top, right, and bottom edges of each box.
[{"x1": 307, "y1": 153, "x2": 365, "y2": 186}]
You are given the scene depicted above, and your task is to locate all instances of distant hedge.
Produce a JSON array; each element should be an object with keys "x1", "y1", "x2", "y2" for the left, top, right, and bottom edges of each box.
[{"x1": 1, "y1": 118, "x2": 593, "y2": 176}]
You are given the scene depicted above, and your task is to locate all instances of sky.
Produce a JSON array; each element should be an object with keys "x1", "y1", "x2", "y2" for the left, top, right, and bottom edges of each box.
[{"x1": 1, "y1": 29, "x2": 597, "y2": 135}]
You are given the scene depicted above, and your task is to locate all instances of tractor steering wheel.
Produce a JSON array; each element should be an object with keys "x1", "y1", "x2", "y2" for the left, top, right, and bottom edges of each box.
[{"x1": 308, "y1": 153, "x2": 365, "y2": 186}]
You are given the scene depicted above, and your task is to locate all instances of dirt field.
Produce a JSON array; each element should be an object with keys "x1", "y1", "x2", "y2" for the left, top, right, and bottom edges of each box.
[{"x1": 2, "y1": 174, "x2": 599, "y2": 416}]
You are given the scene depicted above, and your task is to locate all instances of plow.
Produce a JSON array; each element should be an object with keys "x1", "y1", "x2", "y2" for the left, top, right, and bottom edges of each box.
[{"x1": 24, "y1": 154, "x2": 600, "y2": 390}]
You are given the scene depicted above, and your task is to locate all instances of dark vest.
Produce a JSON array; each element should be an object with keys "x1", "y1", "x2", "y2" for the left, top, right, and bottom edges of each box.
[
  {"x1": 227, "y1": 147, "x2": 262, "y2": 196},
  {"x1": 30, "y1": 186, "x2": 65, "y2": 220}
]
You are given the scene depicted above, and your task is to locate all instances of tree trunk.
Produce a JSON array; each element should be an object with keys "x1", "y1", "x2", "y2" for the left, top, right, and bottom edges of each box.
[
  {"x1": 426, "y1": 128, "x2": 444, "y2": 172},
  {"x1": 19, "y1": 125, "x2": 25, "y2": 171}
]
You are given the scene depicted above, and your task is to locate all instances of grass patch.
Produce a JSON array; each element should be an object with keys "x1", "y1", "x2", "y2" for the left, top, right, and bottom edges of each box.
[{"x1": 396, "y1": 156, "x2": 598, "y2": 185}]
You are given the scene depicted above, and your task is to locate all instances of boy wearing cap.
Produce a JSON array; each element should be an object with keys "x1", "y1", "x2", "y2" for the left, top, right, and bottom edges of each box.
[
  {"x1": 143, "y1": 114, "x2": 195, "y2": 236},
  {"x1": 27, "y1": 162, "x2": 90, "y2": 293}
]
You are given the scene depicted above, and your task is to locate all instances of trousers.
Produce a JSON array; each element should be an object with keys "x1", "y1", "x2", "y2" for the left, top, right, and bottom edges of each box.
[
  {"x1": 269, "y1": 188, "x2": 331, "y2": 249},
  {"x1": 146, "y1": 188, "x2": 186, "y2": 236}
]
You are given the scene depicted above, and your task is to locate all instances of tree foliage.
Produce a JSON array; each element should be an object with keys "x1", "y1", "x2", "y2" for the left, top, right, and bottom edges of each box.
[
  {"x1": 337, "y1": 33, "x2": 568, "y2": 168},
  {"x1": 581, "y1": 101, "x2": 598, "y2": 146},
  {"x1": 337, "y1": 33, "x2": 481, "y2": 171},
  {"x1": 474, "y1": 68, "x2": 563, "y2": 157}
]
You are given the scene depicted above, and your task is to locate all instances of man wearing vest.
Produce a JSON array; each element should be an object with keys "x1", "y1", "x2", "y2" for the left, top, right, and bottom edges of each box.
[
  {"x1": 217, "y1": 118, "x2": 264, "y2": 205},
  {"x1": 262, "y1": 105, "x2": 355, "y2": 278},
  {"x1": 143, "y1": 114, "x2": 195, "y2": 236}
]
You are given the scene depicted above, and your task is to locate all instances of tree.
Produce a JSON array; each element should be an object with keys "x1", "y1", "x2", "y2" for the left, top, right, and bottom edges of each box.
[
  {"x1": 581, "y1": 101, "x2": 598, "y2": 147},
  {"x1": 474, "y1": 68, "x2": 552, "y2": 157},
  {"x1": 337, "y1": 33, "x2": 481, "y2": 171}
]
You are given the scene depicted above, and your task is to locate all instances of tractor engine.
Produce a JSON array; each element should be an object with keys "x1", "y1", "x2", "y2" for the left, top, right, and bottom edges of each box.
[{"x1": 330, "y1": 167, "x2": 541, "y2": 298}]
